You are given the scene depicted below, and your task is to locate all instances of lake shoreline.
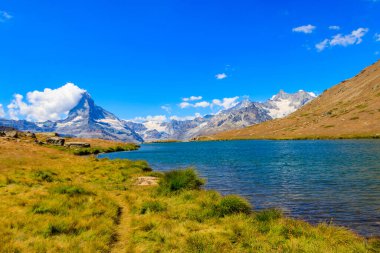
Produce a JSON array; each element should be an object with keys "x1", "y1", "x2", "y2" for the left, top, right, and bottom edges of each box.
[{"x1": 101, "y1": 140, "x2": 380, "y2": 237}]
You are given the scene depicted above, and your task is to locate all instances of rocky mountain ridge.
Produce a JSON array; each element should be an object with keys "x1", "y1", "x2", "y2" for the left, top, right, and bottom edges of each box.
[
  {"x1": 125, "y1": 90, "x2": 316, "y2": 141},
  {"x1": 205, "y1": 60, "x2": 380, "y2": 140}
]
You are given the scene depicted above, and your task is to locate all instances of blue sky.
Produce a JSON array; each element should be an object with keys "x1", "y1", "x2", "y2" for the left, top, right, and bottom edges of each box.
[{"x1": 0, "y1": 0, "x2": 379, "y2": 121}]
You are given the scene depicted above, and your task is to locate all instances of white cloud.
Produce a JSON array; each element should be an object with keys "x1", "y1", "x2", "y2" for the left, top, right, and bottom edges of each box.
[
  {"x1": 215, "y1": 73, "x2": 227, "y2": 80},
  {"x1": 0, "y1": 11, "x2": 12, "y2": 22},
  {"x1": 212, "y1": 96, "x2": 239, "y2": 110},
  {"x1": 194, "y1": 101, "x2": 210, "y2": 108},
  {"x1": 179, "y1": 101, "x2": 211, "y2": 109},
  {"x1": 131, "y1": 115, "x2": 167, "y2": 123},
  {"x1": 179, "y1": 102, "x2": 192, "y2": 109},
  {"x1": 179, "y1": 96, "x2": 239, "y2": 110},
  {"x1": 0, "y1": 104, "x2": 5, "y2": 118},
  {"x1": 316, "y1": 28, "x2": 369, "y2": 52},
  {"x1": 330, "y1": 28, "x2": 368, "y2": 46},
  {"x1": 161, "y1": 105, "x2": 171, "y2": 114},
  {"x1": 7, "y1": 83, "x2": 86, "y2": 121},
  {"x1": 292, "y1": 24, "x2": 316, "y2": 34},
  {"x1": 375, "y1": 33, "x2": 380, "y2": 41},
  {"x1": 183, "y1": 96, "x2": 202, "y2": 101},
  {"x1": 329, "y1": 25, "x2": 340, "y2": 30},
  {"x1": 315, "y1": 39, "x2": 329, "y2": 52},
  {"x1": 170, "y1": 113, "x2": 201, "y2": 121}
]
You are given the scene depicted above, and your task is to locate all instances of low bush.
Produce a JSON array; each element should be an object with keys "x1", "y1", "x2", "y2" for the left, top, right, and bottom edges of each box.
[
  {"x1": 43, "y1": 222, "x2": 84, "y2": 237},
  {"x1": 140, "y1": 201, "x2": 167, "y2": 214},
  {"x1": 158, "y1": 168, "x2": 205, "y2": 195},
  {"x1": 214, "y1": 195, "x2": 252, "y2": 217},
  {"x1": 33, "y1": 170, "x2": 57, "y2": 182},
  {"x1": 255, "y1": 208, "x2": 283, "y2": 222},
  {"x1": 51, "y1": 185, "x2": 91, "y2": 196},
  {"x1": 132, "y1": 160, "x2": 152, "y2": 172}
]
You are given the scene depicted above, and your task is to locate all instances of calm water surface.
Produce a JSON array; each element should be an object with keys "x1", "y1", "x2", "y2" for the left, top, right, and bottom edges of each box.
[{"x1": 100, "y1": 140, "x2": 380, "y2": 236}]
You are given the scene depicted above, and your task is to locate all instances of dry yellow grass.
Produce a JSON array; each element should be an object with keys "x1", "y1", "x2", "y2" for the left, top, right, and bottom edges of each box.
[{"x1": 204, "y1": 60, "x2": 380, "y2": 140}]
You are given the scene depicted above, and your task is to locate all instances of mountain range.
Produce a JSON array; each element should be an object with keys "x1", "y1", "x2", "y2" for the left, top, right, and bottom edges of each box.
[
  {"x1": 0, "y1": 90, "x2": 316, "y2": 142},
  {"x1": 205, "y1": 60, "x2": 380, "y2": 140}
]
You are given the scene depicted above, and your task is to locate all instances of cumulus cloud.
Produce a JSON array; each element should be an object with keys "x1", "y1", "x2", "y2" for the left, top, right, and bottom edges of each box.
[
  {"x1": 292, "y1": 24, "x2": 316, "y2": 34},
  {"x1": 179, "y1": 101, "x2": 210, "y2": 108},
  {"x1": 375, "y1": 33, "x2": 380, "y2": 41},
  {"x1": 131, "y1": 115, "x2": 167, "y2": 123},
  {"x1": 7, "y1": 83, "x2": 86, "y2": 121},
  {"x1": 161, "y1": 105, "x2": 171, "y2": 114},
  {"x1": 215, "y1": 73, "x2": 227, "y2": 80},
  {"x1": 179, "y1": 96, "x2": 240, "y2": 110},
  {"x1": 183, "y1": 96, "x2": 202, "y2": 101},
  {"x1": 316, "y1": 28, "x2": 369, "y2": 52},
  {"x1": 212, "y1": 96, "x2": 239, "y2": 110},
  {"x1": 329, "y1": 25, "x2": 340, "y2": 30},
  {"x1": 0, "y1": 11, "x2": 12, "y2": 22},
  {"x1": 194, "y1": 101, "x2": 210, "y2": 108},
  {"x1": 179, "y1": 102, "x2": 192, "y2": 109},
  {"x1": 315, "y1": 39, "x2": 330, "y2": 52},
  {"x1": 0, "y1": 104, "x2": 5, "y2": 118},
  {"x1": 170, "y1": 113, "x2": 201, "y2": 121}
]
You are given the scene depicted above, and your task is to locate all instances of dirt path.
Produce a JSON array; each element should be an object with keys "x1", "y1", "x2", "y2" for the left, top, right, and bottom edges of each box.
[{"x1": 110, "y1": 193, "x2": 132, "y2": 253}]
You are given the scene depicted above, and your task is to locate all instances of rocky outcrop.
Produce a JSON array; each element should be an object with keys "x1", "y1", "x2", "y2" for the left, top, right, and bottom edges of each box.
[
  {"x1": 65, "y1": 142, "x2": 91, "y2": 148},
  {"x1": 4, "y1": 130, "x2": 18, "y2": 138},
  {"x1": 46, "y1": 137, "x2": 65, "y2": 146}
]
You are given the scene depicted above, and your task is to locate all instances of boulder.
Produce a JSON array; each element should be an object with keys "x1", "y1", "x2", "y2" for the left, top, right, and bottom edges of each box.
[
  {"x1": 65, "y1": 142, "x2": 91, "y2": 148},
  {"x1": 135, "y1": 177, "x2": 159, "y2": 186},
  {"x1": 46, "y1": 137, "x2": 65, "y2": 146},
  {"x1": 25, "y1": 131, "x2": 36, "y2": 138},
  {"x1": 4, "y1": 131, "x2": 18, "y2": 138}
]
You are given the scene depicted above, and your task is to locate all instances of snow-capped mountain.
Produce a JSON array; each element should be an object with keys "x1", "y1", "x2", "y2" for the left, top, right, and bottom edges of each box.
[
  {"x1": 260, "y1": 90, "x2": 317, "y2": 119},
  {"x1": 0, "y1": 90, "x2": 316, "y2": 142},
  {"x1": 1, "y1": 92, "x2": 143, "y2": 143},
  {"x1": 51, "y1": 92, "x2": 143, "y2": 142},
  {"x1": 126, "y1": 90, "x2": 316, "y2": 141}
]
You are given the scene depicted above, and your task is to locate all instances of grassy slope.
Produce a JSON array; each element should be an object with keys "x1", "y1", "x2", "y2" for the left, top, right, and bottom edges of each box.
[
  {"x1": 35, "y1": 134, "x2": 140, "y2": 155},
  {"x1": 203, "y1": 60, "x2": 380, "y2": 141},
  {"x1": 0, "y1": 138, "x2": 379, "y2": 252}
]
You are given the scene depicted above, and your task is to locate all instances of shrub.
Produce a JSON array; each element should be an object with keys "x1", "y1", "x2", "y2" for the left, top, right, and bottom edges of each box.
[
  {"x1": 158, "y1": 168, "x2": 205, "y2": 194},
  {"x1": 43, "y1": 222, "x2": 83, "y2": 237},
  {"x1": 51, "y1": 185, "x2": 91, "y2": 196},
  {"x1": 73, "y1": 149, "x2": 91, "y2": 156},
  {"x1": 31, "y1": 203, "x2": 60, "y2": 215},
  {"x1": 33, "y1": 170, "x2": 56, "y2": 182},
  {"x1": 140, "y1": 201, "x2": 167, "y2": 214},
  {"x1": 255, "y1": 209, "x2": 283, "y2": 222},
  {"x1": 133, "y1": 160, "x2": 152, "y2": 172},
  {"x1": 214, "y1": 195, "x2": 252, "y2": 217}
]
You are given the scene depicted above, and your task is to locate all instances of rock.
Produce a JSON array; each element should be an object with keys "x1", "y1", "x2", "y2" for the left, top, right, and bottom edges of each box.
[
  {"x1": 135, "y1": 176, "x2": 159, "y2": 186},
  {"x1": 4, "y1": 131, "x2": 18, "y2": 138},
  {"x1": 25, "y1": 131, "x2": 36, "y2": 138},
  {"x1": 46, "y1": 137, "x2": 65, "y2": 146},
  {"x1": 41, "y1": 132, "x2": 59, "y2": 137},
  {"x1": 65, "y1": 142, "x2": 91, "y2": 148}
]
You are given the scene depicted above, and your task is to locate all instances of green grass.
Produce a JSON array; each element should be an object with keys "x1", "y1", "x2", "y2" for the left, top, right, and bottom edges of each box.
[
  {"x1": 72, "y1": 144, "x2": 139, "y2": 156},
  {"x1": 214, "y1": 195, "x2": 252, "y2": 217},
  {"x1": 158, "y1": 168, "x2": 205, "y2": 195}
]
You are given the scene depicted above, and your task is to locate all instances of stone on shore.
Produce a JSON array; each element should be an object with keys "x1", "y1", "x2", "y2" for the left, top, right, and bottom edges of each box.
[
  {"x1": 46, "y1": 137, "x2": 65, "y2": 146},
  {"x1": 65, "y1": 142, "x2": 91, "y2": 148},
  {"x1": 135, "y1": 177, "x2": 159, "y2": 186}
]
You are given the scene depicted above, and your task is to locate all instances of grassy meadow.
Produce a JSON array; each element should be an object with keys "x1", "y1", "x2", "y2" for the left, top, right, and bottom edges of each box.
[{"x1": 0, "y1": 138, "x2": 379, "y2": 252}]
